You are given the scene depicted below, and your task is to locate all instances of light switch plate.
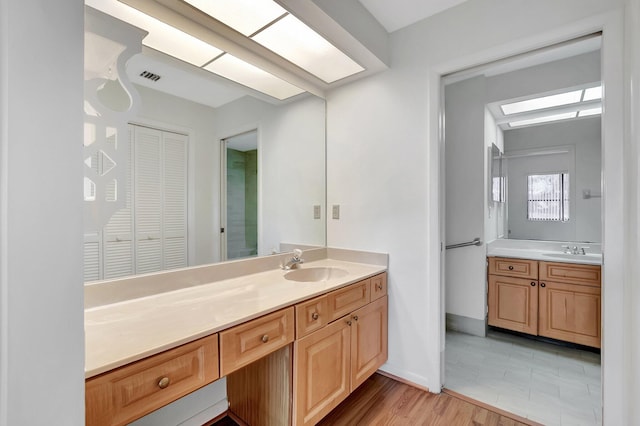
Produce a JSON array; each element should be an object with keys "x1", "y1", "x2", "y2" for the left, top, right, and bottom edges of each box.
[
  {"x1": 332, "y1": 204, "x2": 340, "y2": 220},
  {"x1": 313, "y1": 205, "x2": 321, "y2": 219}
]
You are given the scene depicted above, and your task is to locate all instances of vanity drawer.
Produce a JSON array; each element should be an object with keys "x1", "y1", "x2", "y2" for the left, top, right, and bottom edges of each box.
[
  {"x1": 488, "y1": 257, "x2": 538, "y2": 279},
  {"x1": 220, "y1": 307, "x2": 295, "y2": 376},
  {"x1": 85, "y1": 333, "x2": 219, "y2": 426},
  {"x1": 327, "y1": 280, "x2": 371, "y2": 322},
  {"x1": 370, "y1": 273, "x2": 388, "y2": 301},
  {"x1": 296, "y1": 295, "x2": 329, "y2": 338},
  {"x1": 540, "y1": 261, "x2": 601, "y2": 287}
]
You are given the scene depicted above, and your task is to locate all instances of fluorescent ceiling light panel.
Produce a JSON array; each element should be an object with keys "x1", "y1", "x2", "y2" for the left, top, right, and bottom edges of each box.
[
  {"x1": 87, "y1": 0, "x2": 222, "y2": 66},
  {"x1": 501, "y1": 90, "x2": 583, "y2": 115},
  {"x1": 183, "y1": 0, "x2": 286, "y2": 36},
  {"x1": 204, "y1": 54, "x2": 304, "y2": 100},
  {"x1": 509, "y1": 112, "x2": 577, "y2": 128},
  {"x1": 578, "y1": 107, "x2": 602, "y2": 117},
  {"x1": 582, "y1": 86, "x2": 602, "y2": 101},
  {"x1": 252, "y1": 14, "x2": 364, "y2": 83}
]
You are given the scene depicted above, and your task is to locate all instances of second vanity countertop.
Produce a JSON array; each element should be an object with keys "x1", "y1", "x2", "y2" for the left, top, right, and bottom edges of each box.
[
  {"x1": 85, "y1": 256, "x2": 386, "y2": 379},
  {"x1": 486, "y1": 239, "x2": 602, "y2": 266}
]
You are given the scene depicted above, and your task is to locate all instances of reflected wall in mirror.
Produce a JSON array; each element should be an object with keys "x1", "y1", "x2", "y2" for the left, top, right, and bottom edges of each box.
[
  {"x1": 484, "y1": 36, "x2": 602, "y2": 243},
  {"x1": 83, "y1": 8, "x2": 326, "y2": 282}
]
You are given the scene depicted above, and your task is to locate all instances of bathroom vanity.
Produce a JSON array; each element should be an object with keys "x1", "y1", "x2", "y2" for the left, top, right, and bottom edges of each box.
[
  {"x1": 488, "y1": 256, "x2": 601, "y2": 348},
  {"x1": 84, "y1": 249, "x2": 388, "y2": 425}
]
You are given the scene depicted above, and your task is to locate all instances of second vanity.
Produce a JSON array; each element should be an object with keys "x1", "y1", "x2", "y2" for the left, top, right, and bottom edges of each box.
[
  {"x1": 487, "y1": 240, "x2": 601, "y2": 348},
  {"x1": 84, "y1": 248, "x2": 388, "y2": 426}
]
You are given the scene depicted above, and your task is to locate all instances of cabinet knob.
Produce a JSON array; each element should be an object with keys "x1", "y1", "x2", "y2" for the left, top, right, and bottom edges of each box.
[
  {"x1": 530, "y1": 282, "x2": 536, "y2": 287},
  {"x1": 540, "y1": 283, "x2": 546, "y2": 288},
  {"x1": 346, "y1": 320, "x2": 352, "y2": 326},
  {"x1": 261, "y1": 334, "x2": 269, "y2": 343},
  {"x1": 376, "y1": 283, "x2": 383, "y2": 290},
  {"x1": 311, "y1": 312, "x2": 319, "y2": 320},
  {"x1": 352, "y1": 315, "x2": 359, "y2": 321},
  {"x1": 508, "y1": 266, "x2": 514, "y2": 270},
  {"x1": 158, "y1": 377, "x2": 170, "y2": 389}
]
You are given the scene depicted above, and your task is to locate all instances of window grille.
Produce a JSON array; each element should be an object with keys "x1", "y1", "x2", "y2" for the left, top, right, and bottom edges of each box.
[{"x1": 527, "y1": 173, "x2": 569, "y2": 221}]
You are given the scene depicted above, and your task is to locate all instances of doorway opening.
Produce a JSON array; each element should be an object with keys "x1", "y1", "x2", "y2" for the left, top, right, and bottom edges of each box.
[
  {"x1": 220, "y1": 130, "x2": 258, "y2": 261},
  {"x1": 442, "y1": 34, "x2": 603, "y2": 425}
]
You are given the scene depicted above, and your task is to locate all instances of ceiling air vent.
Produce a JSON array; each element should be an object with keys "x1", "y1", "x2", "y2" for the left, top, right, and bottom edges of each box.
[{"x1": 139, "y1": 71, "x2": 161, "y2": 82}]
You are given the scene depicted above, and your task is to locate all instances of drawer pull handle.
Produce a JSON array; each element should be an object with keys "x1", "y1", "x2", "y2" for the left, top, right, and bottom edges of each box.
[
  {"x1": 376, "y1": 283, "x2": 383, "y2": 290},
  {"x1": 540, "y1": 283, "x2": 546, "y2": 288},
  {"x1": 311, "y1": 312, "x2": 319, "y2": 320},
  {"x1": 353, "y1": 315, "x2": 359, "y2": 321},
  {"x1": 508, "y1": 266, "x2": 514, "y2": 270},
  {"x1": 261, "y1": 334, "x2": 269, "y2": 343},
  {"x1": 158, "y1": 377, "x2": 170, "y2": 389},
  {"x1": 530, "y1": 282, "x2": 536, "y2": 287}
]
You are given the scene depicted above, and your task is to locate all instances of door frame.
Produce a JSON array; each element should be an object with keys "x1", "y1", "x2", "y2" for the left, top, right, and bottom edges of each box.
[{"x1": 432, "y1": 10, "x2": 625, "y2": 423}]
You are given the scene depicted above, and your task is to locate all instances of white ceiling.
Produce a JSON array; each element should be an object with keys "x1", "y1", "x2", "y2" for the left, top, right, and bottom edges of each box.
[{"x1": 358, "y1": 0, "x2": 470, "y2": 33}]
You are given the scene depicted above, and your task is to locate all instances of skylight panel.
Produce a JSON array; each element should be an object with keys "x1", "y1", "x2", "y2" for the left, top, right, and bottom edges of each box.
[
  {"x1": 203, "y1": 54, "x2": 305, "y2": 100},
  {"x1": 251, "y1": 14, "x2": 364, "y2": 83},
  {"x1": 501, "y1": 90, "x2": 583, "y2": 115},
  {"x1": 509, "y1": 112, "x2": 577, "y2": 128},
  {"x1": 578, "y1": 107, "x2": 602, "y2": 117},
  {"x1": 86, "y1": 0, "x2": 223, "y2": 67},
  {"x1": 582, "y1": 86, "x2": 602, "y2": 101},
  {"x1": 183, "y1": 0, "x2": 287, "y2": 36}
]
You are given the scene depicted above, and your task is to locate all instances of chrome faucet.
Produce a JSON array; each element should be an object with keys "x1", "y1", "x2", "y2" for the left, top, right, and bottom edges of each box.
[
  {"x1": 282, "y1": 249, "x2": 304, "y2": 270},
  {"x1": 562, "y1": 245, "x2": 588, "y2": 255}
]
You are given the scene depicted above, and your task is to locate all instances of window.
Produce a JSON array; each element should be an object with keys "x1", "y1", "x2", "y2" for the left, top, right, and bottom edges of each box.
[{"x1": 527, "y1": 173, "x2": 569, "y2": 221}]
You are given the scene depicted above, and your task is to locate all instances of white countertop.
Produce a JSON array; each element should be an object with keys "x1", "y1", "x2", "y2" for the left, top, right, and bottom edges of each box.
[
  {"x1": 486, "y1": 239, "x2": 602, "y2": 265},
  {"x1": 85, "y1": 258, "x2": 386, "y2": 378}
]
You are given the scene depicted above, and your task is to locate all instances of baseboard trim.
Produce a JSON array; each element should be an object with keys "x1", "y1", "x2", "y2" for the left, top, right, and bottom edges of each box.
[
  {"x1": 446, "y1": 312, "x2": 486, "y2": 337},
  {"x1": 375, "y1": 370, "x2": 430, "y2": 393},
  {"x1": 442, "y1": 388, "x2": 544, "y2": 426}
]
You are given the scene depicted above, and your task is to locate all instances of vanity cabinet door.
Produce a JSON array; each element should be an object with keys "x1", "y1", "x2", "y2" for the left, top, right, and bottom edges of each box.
[
  {"x1": 350, "y1": 296, "x2": 388, "y2": 391},
  {"x1": 539, "y1": 280, "x2": 601, "y2": 348},
  {"x1": 293, "y1": 318, "x2": 351, "y2": 426},
  {"x1": 488, "y1": 275, "x2": 538, "y2": 335}
]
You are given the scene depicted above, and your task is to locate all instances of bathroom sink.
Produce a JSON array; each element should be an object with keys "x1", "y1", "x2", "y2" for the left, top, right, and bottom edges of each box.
[
  {"x1": 542, "y1": 253, "x2": 602, "y2": 262},
  {"x1": 284, "y1": 267, "x2": 348, "y2": 282}
]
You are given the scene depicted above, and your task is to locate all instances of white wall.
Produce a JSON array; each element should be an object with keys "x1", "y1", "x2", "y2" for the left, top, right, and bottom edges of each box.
[
  {"x1": 326, "y1": 0, "x2": 625, "y2": 399},
  {"x1": 444, "y1": 76, "x2": 487, "y2": 324},
  {"x1": 504, "y1": 117, "x2": 601, "y2": 242},
  {"x1": 0, "y1": 0, "x2": 85, "y2": 424}
]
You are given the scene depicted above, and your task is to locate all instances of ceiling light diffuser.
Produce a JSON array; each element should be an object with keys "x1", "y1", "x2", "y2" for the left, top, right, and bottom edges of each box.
[
  {"x1": 582, "y1": 86, "x2": 602, "y2": 101},
  {"x1": 578, "y1": 107, "x2": 602, "y2": 117},
  {"x1": 509, "y1": 112, "x2": 577, "y2": 128},
  {"x1": 204, "y1": 54, "x2": 305, "y2": 100},
  {"x1": 501, "y1": 90, "x2": 583, "y2": 115},
  {"x1": 183, "y1": 0, "x2": 287, "y2": 36},
  {"x1": 87, "y1": 0, "x2": 222, "y2": 67},
  {"x1": 252, "y1": 14, "x2": 364, "y2": 83}
]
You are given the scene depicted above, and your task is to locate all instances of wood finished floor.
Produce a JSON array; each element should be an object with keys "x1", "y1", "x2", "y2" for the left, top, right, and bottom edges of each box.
[{"x1": 215, "y1": 373, "x2": 531, "y2": 425}]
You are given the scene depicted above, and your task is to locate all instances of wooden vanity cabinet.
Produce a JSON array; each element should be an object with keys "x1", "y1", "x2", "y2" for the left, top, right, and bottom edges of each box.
[
  {"x1": 487, "y1": 257, "x2": 601, "y2": 348},
  {"x1": 293, "y1": 295, "x2": 388, "y2": 426},
  {"x1": 85, "y1": 333, "x2": 219, "y2": 426},
  {"x1": 538, "y1": 262, "x2": 601, "y2": 348}
]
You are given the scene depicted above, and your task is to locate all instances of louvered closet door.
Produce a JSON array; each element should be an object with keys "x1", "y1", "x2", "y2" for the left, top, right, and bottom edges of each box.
[
  {"x1": 84, "y1": 232, "x2": 101, "y2": 282},
  {"x1": 162, "y1": 132, "x2": 188, "y2": 270},
  {"x1": 103, "y1": 126, "x2": 135, "y2": 279},
  {"x1": 134, "y1": 126, "x2": 163, "y2": 274}
]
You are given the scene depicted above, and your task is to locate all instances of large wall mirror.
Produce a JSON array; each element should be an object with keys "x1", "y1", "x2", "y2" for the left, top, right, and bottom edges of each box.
[
  {"x1": 84, "y1": 6, "x2": 326, "y2": 282},
  {"x1": 485, "y1": 35, "x2": 602, "y2": 244}
]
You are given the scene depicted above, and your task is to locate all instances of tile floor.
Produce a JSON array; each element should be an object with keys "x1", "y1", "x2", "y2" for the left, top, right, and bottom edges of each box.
[{"x1": 445, "y1": 330, "x2": 601, "y2": 426}]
